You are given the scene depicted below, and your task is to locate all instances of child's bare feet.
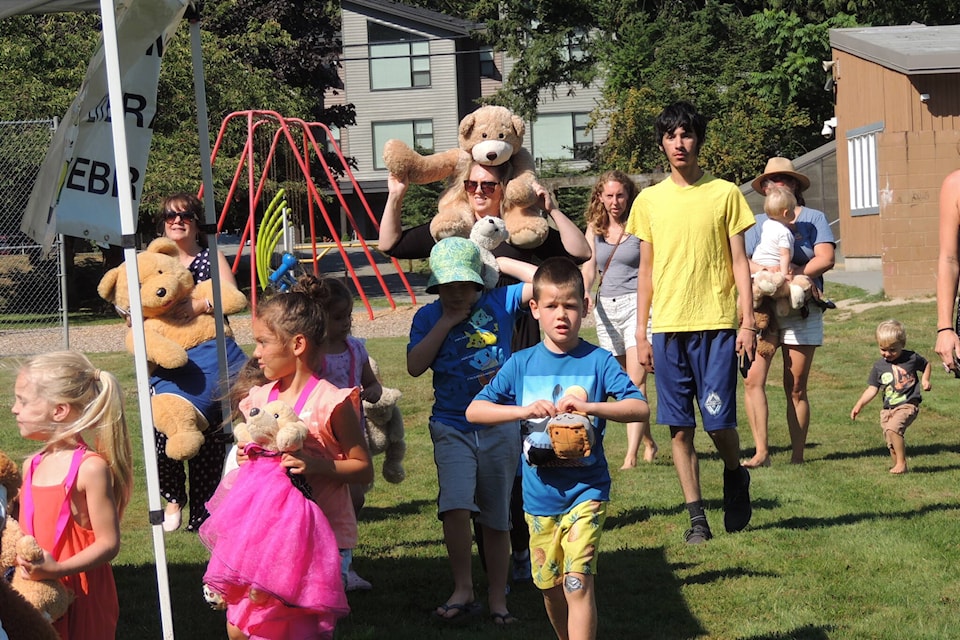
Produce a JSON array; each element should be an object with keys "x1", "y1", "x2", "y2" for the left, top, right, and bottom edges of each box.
[
  {"x1": 742, "y1": 455, "x2": 771, "y2": 469},
  {"x1": 889, "y1": 464, "x2": 908, "y2": 474},
  {"x1": 620, "y1": 455, "x2": 638, "y2": 470},
  {"x1": 643, "y1": 443, "x2": 659, "y2": 463}
]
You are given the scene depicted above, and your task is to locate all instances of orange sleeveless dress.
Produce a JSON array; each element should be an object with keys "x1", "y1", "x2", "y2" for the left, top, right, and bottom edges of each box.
[{"x1": 22, "y1": 447, "x2": 119, "y2": 640}]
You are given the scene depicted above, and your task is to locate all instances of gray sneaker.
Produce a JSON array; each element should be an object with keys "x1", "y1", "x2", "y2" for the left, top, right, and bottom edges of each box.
[
  {"x1": 723, "y1": 465, "x2": 752, "y2": 533},
  {"x1": 683, "y1": 523, "x2": 713, "y2": 544}
]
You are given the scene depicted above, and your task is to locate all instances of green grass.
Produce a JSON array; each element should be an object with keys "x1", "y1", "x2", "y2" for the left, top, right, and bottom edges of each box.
[{"x1": 2, "y1": 287, "x2": 960, "y2": 639}]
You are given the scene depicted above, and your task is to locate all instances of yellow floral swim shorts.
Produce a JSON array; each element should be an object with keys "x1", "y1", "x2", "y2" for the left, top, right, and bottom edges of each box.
[{"x1": 524, "y1": 500, "x2": 606, "y2": 590}]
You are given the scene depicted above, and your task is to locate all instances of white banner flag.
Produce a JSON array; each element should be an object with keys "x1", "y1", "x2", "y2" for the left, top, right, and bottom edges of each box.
[{"x1": 21, "y1": 0, "x2": 187, "y2": 248}]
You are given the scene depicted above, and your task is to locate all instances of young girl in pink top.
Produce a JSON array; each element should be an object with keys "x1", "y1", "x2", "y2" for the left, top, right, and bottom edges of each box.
[
  {"x1": 215, "y1": 278, "x2": 373, "y2": 639},
  {"x1": 12, "y1": 351, "x2": 133, "y2": 640},
  {"x1": 312, "y1": 277, "x2": 381, "y2": 591}
]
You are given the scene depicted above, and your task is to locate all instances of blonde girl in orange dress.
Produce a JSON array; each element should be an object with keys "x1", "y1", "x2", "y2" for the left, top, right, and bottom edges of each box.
[{"x1": 12, "y1": 350, "x2": 133, "y2": 640}]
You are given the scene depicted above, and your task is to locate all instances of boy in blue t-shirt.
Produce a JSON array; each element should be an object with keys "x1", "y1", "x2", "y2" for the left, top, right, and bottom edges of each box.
[
  {"x1": 408, "y1": 236, "x2": 532, "y2": 625},
  {"x1": 850, "y1": 319, "x2": 932, "y2": 474},
  {"x1": 467, "y1": 257, "x2": 649, "y2": 640}
]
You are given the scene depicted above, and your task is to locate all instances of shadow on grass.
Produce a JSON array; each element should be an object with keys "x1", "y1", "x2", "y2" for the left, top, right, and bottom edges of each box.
[
  {"x1": 909, "y1": 463, "x2": 960, "y2": 474},
  {"x1": 361, "y1": 498, "x2": 435, "y2": 521},
  {"x1": 679, "y1": 566, "x2": 779, "y2": 586},
  {"x1": 341, "y1": 546, "x2": 707, "y2": 640},
  {"x1": 115, "y1": 562, "x2": 226, "y2": 638},
  {"x1": 822, "y1": 442, "x2": 960, "y2": 462},
  {"x1": 755, "y1": 501, "x2": 960, "y2": 532},
  {"x1": 743, "y1": 623, "x2": 836, "y2": 639}
]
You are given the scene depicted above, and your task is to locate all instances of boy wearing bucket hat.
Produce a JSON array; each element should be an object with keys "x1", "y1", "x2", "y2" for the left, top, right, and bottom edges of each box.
[
  {"x1": 626, "y1": 101, "x2": 756, "y2": 544},
  {"x1": 407, "y1": 236, "x2": 533, "y2": 625}
]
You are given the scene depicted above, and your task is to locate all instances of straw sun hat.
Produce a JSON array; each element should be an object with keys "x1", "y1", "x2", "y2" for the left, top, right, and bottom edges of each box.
[{"x1": 751, "y1": 157, "x2": 811, "y2": 193}]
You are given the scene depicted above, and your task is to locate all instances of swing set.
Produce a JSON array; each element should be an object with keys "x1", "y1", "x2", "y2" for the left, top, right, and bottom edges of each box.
[{"x1": 203, "y1": 110, "x2": 418, "y2": 319}]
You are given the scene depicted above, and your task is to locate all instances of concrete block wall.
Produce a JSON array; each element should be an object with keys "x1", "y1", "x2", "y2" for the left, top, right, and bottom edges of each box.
[{"x1": 879, "y1": 129, "x2": 960, "y2": 297}]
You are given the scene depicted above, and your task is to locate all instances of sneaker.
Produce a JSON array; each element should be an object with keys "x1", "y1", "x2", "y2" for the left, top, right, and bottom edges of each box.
[
  {"x1": 345, "y1": 568, "x2": 373, "y2": 591},
  {"x1": 683, "y1": 523, "x2": 713, "y2": 544},
  {"x1": 511, "y1": 551, "x2": 532, "y2": 583},
  {"x1": 161, "y1": 504, "x2": 182, "y2": 533},
  {"x1": 723, "y1": 465, "x2": 752, "y2": 533}
]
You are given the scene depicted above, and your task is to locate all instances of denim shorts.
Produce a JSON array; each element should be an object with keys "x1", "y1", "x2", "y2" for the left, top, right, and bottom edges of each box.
[{"x1": 779, "y1": 305, "x2": 824, "y2": 346}]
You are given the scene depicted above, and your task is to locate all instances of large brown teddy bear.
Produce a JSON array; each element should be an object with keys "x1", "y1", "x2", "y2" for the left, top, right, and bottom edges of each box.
[
  {"x1": 97, "y1": 237, "x2": 249, "y2": 460},
  {"x1": 382, "y1": 105, "x2": 549, "y2": 248},
  {"x1": 0, "y1": 449, "x2": 65, "y2": 640}
]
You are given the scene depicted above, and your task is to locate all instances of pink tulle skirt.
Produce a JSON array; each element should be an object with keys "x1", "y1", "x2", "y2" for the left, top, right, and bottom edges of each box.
[{"x1": 199, "y1": 448, "x2": 349, "y2": 639}]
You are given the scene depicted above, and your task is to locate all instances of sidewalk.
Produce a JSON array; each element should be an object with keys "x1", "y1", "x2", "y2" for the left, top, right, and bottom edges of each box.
[{"x1": 822, "y1": 266, "x2": 883, "y2": 296}]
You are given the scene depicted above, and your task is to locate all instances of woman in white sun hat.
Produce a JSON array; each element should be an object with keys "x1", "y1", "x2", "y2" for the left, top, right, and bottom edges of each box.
[{"x1": 742, "y1": 158, "x2": 836, "y2": 467}]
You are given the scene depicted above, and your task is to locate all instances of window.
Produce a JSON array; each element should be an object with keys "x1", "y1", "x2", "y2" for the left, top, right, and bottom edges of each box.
[
  {"x1": 561, "y1": 29, "x2": 587, "y2": 62},
  {"x1": 372, "y1": 120, "x2": 433, "y2": 170},
  {"x1": 324, "y1": 125, "x2": 341, "y2": 154},
  {"x1": 368, "y1": 22, "x2": 430, "y2": 90},
  {"x1": 479, "y1": 47, "x2": 497, "y2": 78},
  {"x1": 847, "y1": 121, "x2": 882, "y2": 216},
  {"x1": 531, "y1": 113, "x2": 593, "y2": 162}
]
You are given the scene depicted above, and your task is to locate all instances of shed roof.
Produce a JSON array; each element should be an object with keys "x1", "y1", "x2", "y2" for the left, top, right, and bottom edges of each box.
[{"x1": 830, "y1": 23, "x2": 960, "y2": 75}]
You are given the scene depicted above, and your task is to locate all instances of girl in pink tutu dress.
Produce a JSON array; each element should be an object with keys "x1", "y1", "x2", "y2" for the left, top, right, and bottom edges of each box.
[{"x1": 204, "y1": 278, "x2": 373, "y2": 640}]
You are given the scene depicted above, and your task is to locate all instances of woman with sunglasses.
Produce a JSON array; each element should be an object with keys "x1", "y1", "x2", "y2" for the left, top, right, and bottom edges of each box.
[
  {"x1": 159, "y1": 193, "x2": 238, "y2": 321},
  {"x1": 379, "y1": 160, "x2": 589, "y2": 590},
  {"x1": 380, "y1": 161, "x2": 589, "y2": 347},
  {"x1": 742, "y1": 158, "x2": 836, "y2": 468},
  {"x1": 156, "y1": 192, "x2": 243, "y2": 532}
]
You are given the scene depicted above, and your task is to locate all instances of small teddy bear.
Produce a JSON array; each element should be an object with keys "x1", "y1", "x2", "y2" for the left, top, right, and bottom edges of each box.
[
  {"x1": 753, "y1": 298, "x2": 782, "y2": 359},
  {"x1": 0, "y1": 450, "x2": 73, "y2": 630},
  {"x1": 363, "y1": 357, "x2": 406, "y2": 484},
  {"x1": 470, "y1": 217, "x2": 510, "y2": 290},
  {"x1": 233, "y1": 400, "x2": 308, "y2": 454},
  {"x1": 363, "y1": 387, "x2": 406, "y2": 484}
]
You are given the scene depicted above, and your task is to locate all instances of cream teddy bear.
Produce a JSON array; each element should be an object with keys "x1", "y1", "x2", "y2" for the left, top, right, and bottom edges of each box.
[
  {"x1": 363, "y1": 358, "x2": 406, "y2": 484},
  {"x1": 470, "y1": 217, "x2": 510, "y2": 290},
  {"x1": 234, "y1": 400, "x2": 308, "y2": 454}
]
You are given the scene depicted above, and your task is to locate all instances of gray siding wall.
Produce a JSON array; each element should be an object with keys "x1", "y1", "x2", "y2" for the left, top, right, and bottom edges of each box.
[{"x1": 340, "y1": 6, "x2": 465, "y2": 182}]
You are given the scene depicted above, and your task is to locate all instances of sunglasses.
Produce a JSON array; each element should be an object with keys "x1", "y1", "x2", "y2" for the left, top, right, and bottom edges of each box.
[
  {"x1": 163, "y1": 209, "x2": 196, "y2": 222},
  {"x1": 463, "y1": 180, "x2": 498, "y2": 196}
]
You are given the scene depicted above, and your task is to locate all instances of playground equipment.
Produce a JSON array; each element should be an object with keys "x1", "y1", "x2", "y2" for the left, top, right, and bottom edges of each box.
[
  {"x1": 268, "y1": 252, "x2": 300, "y2": 292},
  {"x1": 204, "y1": 110, "x2": 418, "y2": 318}
]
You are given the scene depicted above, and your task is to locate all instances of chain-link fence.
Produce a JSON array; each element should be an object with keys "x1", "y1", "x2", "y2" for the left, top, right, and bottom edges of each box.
[{"x1": 0, "y1": 119, "x2": 66, "y2": 356}]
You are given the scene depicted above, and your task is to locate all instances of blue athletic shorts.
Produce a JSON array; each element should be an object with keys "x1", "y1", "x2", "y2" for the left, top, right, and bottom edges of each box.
[{"x1": 652, "y1": 330, "x2": 738, "y2": 431}]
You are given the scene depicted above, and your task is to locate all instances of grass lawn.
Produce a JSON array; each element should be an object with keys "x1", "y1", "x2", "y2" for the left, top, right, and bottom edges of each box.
[{"x1": 2, "y1": 283, "x2": 960, "y2": 639}]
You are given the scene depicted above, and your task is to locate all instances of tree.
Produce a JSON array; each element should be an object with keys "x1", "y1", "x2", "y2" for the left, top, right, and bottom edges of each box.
[{"x1": 470, "y1": 0, "x2": 603, "y2": 121}]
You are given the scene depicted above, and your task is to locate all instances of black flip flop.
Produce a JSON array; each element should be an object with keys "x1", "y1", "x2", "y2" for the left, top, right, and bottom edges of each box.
[{"x1": 432, "y1": 600, "x2": 482, "y2": 624}]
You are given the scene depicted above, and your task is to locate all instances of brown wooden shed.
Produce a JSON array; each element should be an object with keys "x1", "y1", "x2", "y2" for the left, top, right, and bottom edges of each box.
[{"x1": 829, "y1": 24, "x2": 960, "y2": 297}]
